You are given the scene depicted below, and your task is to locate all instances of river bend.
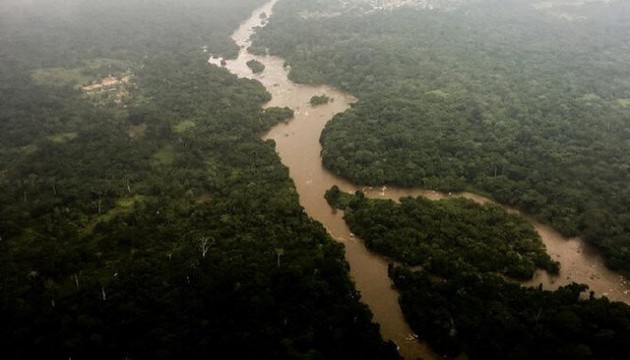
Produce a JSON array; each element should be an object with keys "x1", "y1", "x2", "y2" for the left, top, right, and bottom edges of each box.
[{"x1": 209, "y1": 1, "x2": 630, "y2": 358}]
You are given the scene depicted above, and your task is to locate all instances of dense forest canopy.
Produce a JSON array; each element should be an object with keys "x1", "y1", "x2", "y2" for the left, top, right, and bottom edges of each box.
[
  {"x1": 327, "y1": 190, "x2": 630, "y2": 359},
  {"x1": 252, "y1": 0, "x2": 630, "y2": 274},
  {"x1": 0, "y1": 0, "x2": 265, "y2": 66},
  {"x1": 0, "y1": 0, "x2": 400, "y2": 358},
  {"x1": 392, "y1": 267, "x2": 630, "y2": 359}
]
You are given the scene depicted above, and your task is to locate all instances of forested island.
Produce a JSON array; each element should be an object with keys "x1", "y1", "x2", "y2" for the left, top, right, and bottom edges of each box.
[
  {"x1": 310, "y1": 94, "x2": 331, "y2": 106},
  {"x1": 246, "y1": 59, "x2": 266, "y2": 73},
  {"x1": 327, "y1": 189, "x2": 630, "y2": 359},
  {"x1": 0, "y1": 1, "x2": 399, "y2": 358},
  {"x1": 325, "y1": 186, "x2": 559, "y2": 279},
  {"x1": 252, "y1": 0, "x2": 630, "y2": 275}
]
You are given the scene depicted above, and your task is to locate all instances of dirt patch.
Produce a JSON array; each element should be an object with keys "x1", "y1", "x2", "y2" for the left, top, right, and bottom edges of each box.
[
  {"x1": 82, "y1": 75, "x2": 130, "y2": 92},
  {"x1": 82, "y1": 75, "x2": 132, "y2": 106},
  {"x1": 128, "y1": 123, "x2": 147, "y2": 140},
  {"x1": 197, "y1": 192, "x2": 213, "y2": 204}
]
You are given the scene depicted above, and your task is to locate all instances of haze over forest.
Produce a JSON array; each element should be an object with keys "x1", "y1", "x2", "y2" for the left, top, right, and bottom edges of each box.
[{"x1": 2, "y1": 0, "x2": 630, "y2": 359}]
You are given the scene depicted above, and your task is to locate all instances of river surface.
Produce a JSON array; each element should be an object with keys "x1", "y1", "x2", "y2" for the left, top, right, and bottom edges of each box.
[{"x1": 209, "y1": 0, "x2": 630, "y2": 358}]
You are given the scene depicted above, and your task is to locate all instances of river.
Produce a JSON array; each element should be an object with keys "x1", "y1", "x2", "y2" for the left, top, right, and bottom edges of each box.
[{"x1": 209, "y1": 0, "x2": 630, "y2": 358}]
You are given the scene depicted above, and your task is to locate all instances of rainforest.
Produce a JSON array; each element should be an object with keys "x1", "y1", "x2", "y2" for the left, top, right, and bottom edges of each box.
[{"x1": 2, "y1": 0, "x2": 630, "y2": 359}]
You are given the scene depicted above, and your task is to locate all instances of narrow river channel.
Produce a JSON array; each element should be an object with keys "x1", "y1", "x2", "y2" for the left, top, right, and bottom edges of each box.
[{"x1": 209, "y1": 1, "x2": 630, "y2": 358}]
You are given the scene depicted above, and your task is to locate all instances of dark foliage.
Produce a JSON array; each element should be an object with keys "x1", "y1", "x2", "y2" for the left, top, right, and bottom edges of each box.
[{"x1": 392, "y1": 267, "x2": 630, "y2": 360}]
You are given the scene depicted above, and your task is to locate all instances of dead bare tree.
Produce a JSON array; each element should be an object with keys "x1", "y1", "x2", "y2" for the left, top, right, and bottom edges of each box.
[
  {"x1": 276, "y1": 248, "x2": 284, "y2": 268},
  {"x1": 199, "y1": 236, "x2": 209, "y2": 257},
  {"x1": 74, "y1": 274, "x2": 80, "y2": 290}
]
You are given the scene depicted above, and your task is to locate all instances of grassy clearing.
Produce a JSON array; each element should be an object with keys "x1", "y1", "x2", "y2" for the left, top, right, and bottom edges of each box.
[
  {"x1": 151, "y1": 145, "x2": 176, "y2": 167},
  {"x1": 84, "y1": 194, "x2": 146, "y2": 234},
  {"x1": 48, "y1": 132, "x2": 78, "y2": 144},
  {"x1": 82, "y1": 58, "x2": 129, "y2": 70},
  {"x1": 616, "y1": 98, "x2": 630, "y2": 107},
  {"x1": 32, "y1": 58, "x2": 130, "y2": 87},
  {"x1": 32, "y1": 67, "x2": 92, "y2": 87},
  {"x1": 579, "y1": 93, "x2": 603, "y2": 103},
  {"x1": 173, "y1": 120, "x2": 197, "y2": 133},
  {"x1": 116, "y1": 195, "x2": 146, "y2": 209},
  {"x1": 425, "y1": 89, "x2": 450, "y2": 98}
]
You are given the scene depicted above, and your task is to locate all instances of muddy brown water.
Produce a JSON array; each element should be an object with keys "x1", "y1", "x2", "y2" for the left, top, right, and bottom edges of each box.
[{"x1": 209, "y1": 1, "x2": 630, "y2": 358}]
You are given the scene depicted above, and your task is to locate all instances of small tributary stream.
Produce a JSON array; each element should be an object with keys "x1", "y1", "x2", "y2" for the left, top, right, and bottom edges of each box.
[{"x1": 209, "y1": 1, "x2": 630, "y2": 358}]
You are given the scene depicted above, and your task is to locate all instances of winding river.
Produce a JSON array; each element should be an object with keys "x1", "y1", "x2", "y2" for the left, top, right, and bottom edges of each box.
[{"x1": 210, "y1": 0, "x2": 630, "y2": 358}]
